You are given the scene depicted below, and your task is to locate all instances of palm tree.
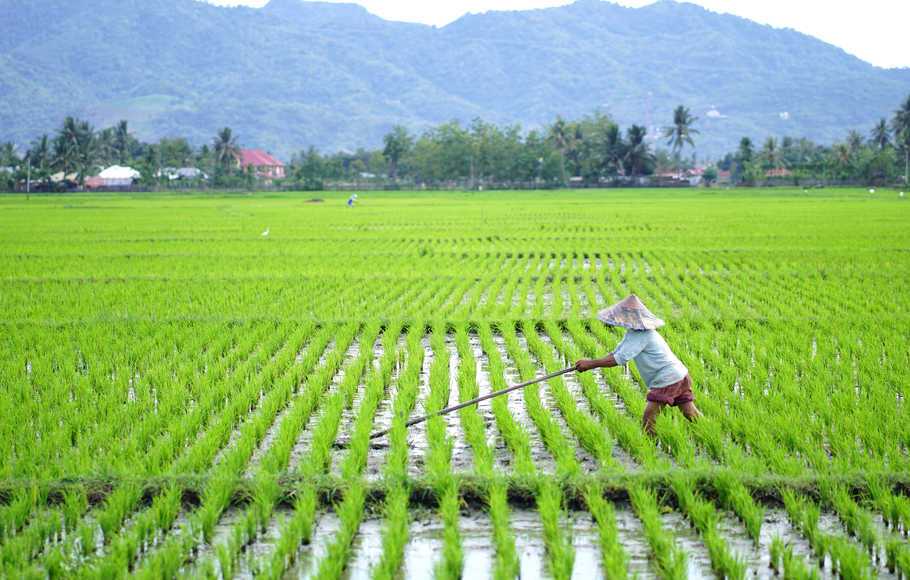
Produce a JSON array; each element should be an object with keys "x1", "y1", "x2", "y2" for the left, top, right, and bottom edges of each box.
[
  {"x1": 115, "y1": 120, "x2": 131, "y2": 164},
  {"x1": 53, "y1": 117, "x2": 95, "y2": 184},
  {"x1": 893, "y1": 94, "x2": 910, "y2": 184},
  {"x1": 760, "y1": 137, "x2": 782, "y2": 170},
  {"x1": 870, "y1": 119, "x2": 891, "y2": 151},
  {"x1": 382, "y1": 125, "x2": 413, "y2": 182},
  {"x1": 29, "y1": 134, "x2": 52, "y2": 188},
  {"x1": 831, "y1": 143, "x2": 852, "y2": 179},
  {"x1": 623, "y1": 125, "x2": 653, "y2": 178},
  {"x1": 663, "y1": 105, "x2": 699, "y2": 178},
  {"x1": 213, "y1": 127, "x2": 240, "y2": 173},
  {"x1": 846, "y1": 130, "x2": 864, "y2": 155},
  {"x1": 548, "y1": 117, "x2": 569, "y2": 184},
  {"x1": 96, "y1": 128, "x2": 116, "y2": 166},
  {"x1": 598, "y1": 123, "x2": 624, "y2": 177}
]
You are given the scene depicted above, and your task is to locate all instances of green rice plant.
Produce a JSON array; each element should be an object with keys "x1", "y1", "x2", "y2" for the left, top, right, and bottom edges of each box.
[
  {"x1": 824, "y1": 484, "x2": 881, "y2": 558},
  {"x1": 117, "y1": 324, "x2": 328, "y2": 577},
  {"x1": 885, "y1": 539, "x2": 910, "y2": 577},
  {"x1": 782, "y1": 490, "x2": 873, "y2": 580},
  {"x1": 538, "y1": 480, "x2": 574, "y2": 580},
  {"x1": 583, "y1": 482, "x2": 628, "y2": 578},
  {"x1": 770, "y1": 535, "x2": 784, "y2": 574},
  {"x1": 373, "y1": 326, "x2": 425, "y2": 580},
  {"x1": 488, "y1": 480, "x2": 520, "y2": 580},
  {"x1": 628, "y1": 484, "x2": 686, "y2": 580},
  {"x1": 670, "y1": 475, "x2": 746, "y2": 579},
  {"x1": 477, "y1": 323, "x2": 536, "y2": 478},
  {"x1": 499, "y1": 324, "x2": 579, "y2": 478},
  {"x1": 453, "y1": 325, "x2": 519, "y2": 579},
  {"x1": 522, "y1": 321, "x2": 616, "y2": 470},
  {"x1": 712, "y1": 470, "x2": 764, "y2": 542},
  {"x1": 868, "y1": 477, "x2": 910, "y2": 535},
  {"x1": 190, "y1": 325, "x2": 358, "y2": 576},
  {"x1": 771, "y1": 536, "x2": 821, "y2": 580}
]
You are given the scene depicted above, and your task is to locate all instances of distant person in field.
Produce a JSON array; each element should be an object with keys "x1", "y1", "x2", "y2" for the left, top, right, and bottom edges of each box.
[
  {"x1": 574, "y1": 294, "x2": 700, "y2": 436},
  {"x1": 347, "y1": 193, "x2": 358, "y2": 207}
]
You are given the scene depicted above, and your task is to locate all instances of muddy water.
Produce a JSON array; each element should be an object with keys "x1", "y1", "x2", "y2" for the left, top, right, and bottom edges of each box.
[
  {"x1": 185, "y1": 507, "x2": 245, "y2": 574},
  {"x1": 492, "y1": 335, "x2": 558, "y2": 474},
  {"x1": 401, "y1": 513, "x2": 445, "y2": 578},
  {"x1": 517, "y1": 332, "x2": 599, "y2": 473},
  {"x1": 716, "y1": 511, "x2": 761, "y2": 575},
  {"x1": 132, "y1": 508, "x2": 192, "y2": 571},
  {"x1": 407, "y1": 337, "x2": 434, "y2": 478},
  {"x1": 661, "y1": 511, "x2": 713, "y2": 579},
  {"x1": 870, "y1": 512, "x2": 906, "y2": 576},
  {"x1": 215, "y1": 506, "x2": 301, "y2": 579},
  {"x1": 285, "y1": 511, "x2": 342, "y2": 579},
  {"x1": 364, "y1": 335, "x2": 408, "y2": 480},
  {"x1": 345, "y1": 517, "x2": 384, "y2": 578},
  {"x1": 331, "y1": 337, "x2": 384, "y2": 475},
  {"x1": 446, "y1": 336, "x2": 474, "y2": 473},
  {"x1": 817, "y1": 511, "x2": 896, "y2": 579},
  {"x1": 757, "y1": 507, "x2": 829, "y2": 578},
  {"x1": 569, "y1": 511, "x2": 604, "y2": 580},
  {"x1": 245, "y1": 340, "x2": 336, "y2": 477},
  {"x1": 614, "y1": 507, "x2": 655, "y2": 578},
  {"x1": 469, "y1": 334, "x2": 512, "y2": 471},
  {"x1": 287, "y1": 340, "x2": 360, "y2": 472}
]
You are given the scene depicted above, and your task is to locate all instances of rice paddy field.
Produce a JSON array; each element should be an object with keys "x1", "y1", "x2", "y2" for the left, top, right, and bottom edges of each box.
[{"x1": 1, "y1": 188, "x2": 909, "y2": 579}]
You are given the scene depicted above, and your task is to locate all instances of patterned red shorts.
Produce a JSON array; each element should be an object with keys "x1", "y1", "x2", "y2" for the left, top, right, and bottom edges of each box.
[{"x1": 646, "y1": 375, "x2": 694, "y2": 406}]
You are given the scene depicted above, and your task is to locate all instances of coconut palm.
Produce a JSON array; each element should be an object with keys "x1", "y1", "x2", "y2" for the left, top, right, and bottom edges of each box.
[
  {"x1": 53, "y1": 117, "x2": 96, "y2": 184},
  {"x1": 28, "y1": 134, "x2": 52, "y2": 188},
  {"x1": 548, "y1": 116, "x2": 570, "y2": 183},
  {"x1": 846, "y1": 130, "x2": 865, "y2": 155},
  {"x1": 664, "y1": 105, "x2": 699, "y2": 178},
  {"x1": 213, "y1": 127, "x2": 240, "y2": 173},
  {"x1": 115, "y1": 120, "x2": 131, "y2": 164},
  {"x1": 893, "y1": 94, "x2": 910, "y2": 184},
  {"x1": 624, "y1": 125, "x2": 654, "y2": 178},
  {"x1": 870, "y1": 119, "x2": 891, "y2": 151}
]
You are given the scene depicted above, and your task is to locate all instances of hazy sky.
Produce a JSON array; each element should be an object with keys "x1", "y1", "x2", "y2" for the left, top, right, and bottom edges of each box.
[{"x1": 206, "y1": 0, "x2": 909, "y2": 69}]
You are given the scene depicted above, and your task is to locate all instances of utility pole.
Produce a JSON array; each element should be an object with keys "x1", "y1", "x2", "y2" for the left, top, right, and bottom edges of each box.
[{"x1": 26, "y1": 153, "x2": 31, "y2": 195}]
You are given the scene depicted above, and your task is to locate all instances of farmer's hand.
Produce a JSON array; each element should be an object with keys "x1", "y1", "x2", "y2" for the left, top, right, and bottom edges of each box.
[{"x1": 575, "y1": 359, "x2": 598, "y2": 373}]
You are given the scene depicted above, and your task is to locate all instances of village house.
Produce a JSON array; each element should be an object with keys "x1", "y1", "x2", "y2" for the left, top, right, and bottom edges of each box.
[{"x1": 237, "y1": 149, "x2": 285, "y2": 181}]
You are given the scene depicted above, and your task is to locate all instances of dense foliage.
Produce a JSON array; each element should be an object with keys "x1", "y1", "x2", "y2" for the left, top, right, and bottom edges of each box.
[{"x1": 3, "y1": 92, "x2": 908, "y2": 191}]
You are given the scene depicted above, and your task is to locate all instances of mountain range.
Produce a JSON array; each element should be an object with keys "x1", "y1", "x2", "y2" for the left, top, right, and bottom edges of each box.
[{"x1": 1, "y1": 0, "x2": 908, "y2": 159}]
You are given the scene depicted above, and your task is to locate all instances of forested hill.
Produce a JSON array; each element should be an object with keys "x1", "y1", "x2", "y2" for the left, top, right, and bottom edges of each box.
[{"x1": 1, "y1": 0, "x2": 908, "y2": 158}]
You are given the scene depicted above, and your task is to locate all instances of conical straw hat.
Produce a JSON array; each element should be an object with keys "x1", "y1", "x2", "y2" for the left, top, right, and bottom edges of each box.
[{"x1": 597, "y1": 294, "x2": 665, "y2": 330}]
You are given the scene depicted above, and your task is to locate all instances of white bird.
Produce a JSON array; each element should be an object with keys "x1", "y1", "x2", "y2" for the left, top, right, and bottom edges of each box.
[
  {"x1": 901, "y1": 192, "x2": 906, "y2": 198},
  {"x1": 869, "y1": 188, "x2": 876, "y2": 194},
  {"x1": 261, "y1": 227, "x2": 270, "y2": 237}
]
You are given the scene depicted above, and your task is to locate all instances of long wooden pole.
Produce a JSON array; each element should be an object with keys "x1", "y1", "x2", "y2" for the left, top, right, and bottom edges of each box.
[{"x1": 368, "y1": 366, "x2": 575, "y2": 440}]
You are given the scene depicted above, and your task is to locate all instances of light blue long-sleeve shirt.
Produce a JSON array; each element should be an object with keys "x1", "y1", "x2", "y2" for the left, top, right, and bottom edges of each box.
[{"x1": 612, "y1": 329, "x2": 688, "y2": 389}]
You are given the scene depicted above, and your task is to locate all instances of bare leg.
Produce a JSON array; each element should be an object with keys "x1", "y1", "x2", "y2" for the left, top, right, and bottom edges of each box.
[
  {"x1": 679, "y1": 401, "x2": 702, "y2": 422},
  {"x1": 642, "y1": 401, "x2": 665, "y2": 437}
]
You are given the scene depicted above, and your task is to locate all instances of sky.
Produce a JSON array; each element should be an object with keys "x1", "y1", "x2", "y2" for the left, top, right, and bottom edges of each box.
[{"x1": 205, "y1": 0, "x2": 909, "y2": 69}]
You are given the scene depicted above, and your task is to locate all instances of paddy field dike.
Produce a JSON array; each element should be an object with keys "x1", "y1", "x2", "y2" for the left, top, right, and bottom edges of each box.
[{"x1": 1, "y1": 188, "x2": 908, "y2": 579}]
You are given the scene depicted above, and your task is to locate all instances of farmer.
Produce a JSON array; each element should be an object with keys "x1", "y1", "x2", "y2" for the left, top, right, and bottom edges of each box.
[
  {"x1": 574, "y1": 294, "x2": 700, "y2": 436},
  {"x1": 347, "y1": 193, "x2": 358, "y2": 207}
]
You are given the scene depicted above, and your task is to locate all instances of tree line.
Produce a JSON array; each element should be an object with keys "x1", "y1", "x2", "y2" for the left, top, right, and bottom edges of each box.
[
  {"x1": 1, "y1": 95, "x2": 908, "y2": 191},
  {"x1": 718, "y1": 96, "x2": 910, "y2": 186}
]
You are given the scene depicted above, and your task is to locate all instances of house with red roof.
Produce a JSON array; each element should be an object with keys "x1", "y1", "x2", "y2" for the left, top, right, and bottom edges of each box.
[{"x1": 237, "y1": 149, "x2": 285, "y2": 181}]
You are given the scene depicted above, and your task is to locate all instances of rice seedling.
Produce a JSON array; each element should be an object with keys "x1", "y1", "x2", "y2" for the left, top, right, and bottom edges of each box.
[{"x1": 1, "y1": 189, "x2": 907, "y2": 578}]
